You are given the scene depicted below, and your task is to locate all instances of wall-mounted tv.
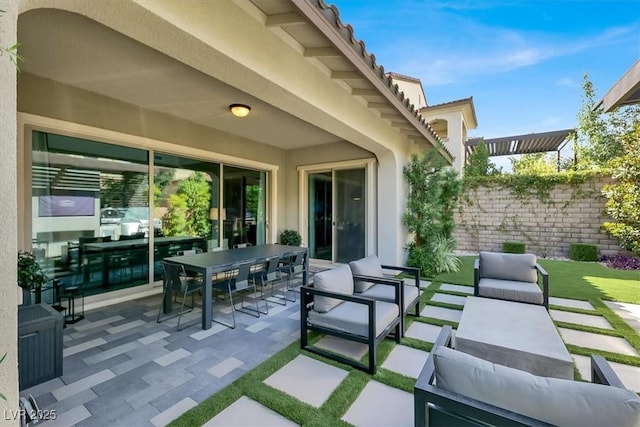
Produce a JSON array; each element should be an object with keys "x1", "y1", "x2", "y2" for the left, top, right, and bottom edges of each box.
[{"x1": 38, "y1": 195, "x2": 95, "y2": 217}]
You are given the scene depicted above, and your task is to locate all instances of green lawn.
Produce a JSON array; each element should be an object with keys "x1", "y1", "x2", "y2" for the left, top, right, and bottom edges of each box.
[{"x1": 436, "y1": 256, "x2": 640, "y2": 304}]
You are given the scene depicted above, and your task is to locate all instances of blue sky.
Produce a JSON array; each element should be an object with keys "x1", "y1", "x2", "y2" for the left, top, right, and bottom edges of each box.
[{"x1": 331, "y1": 0, "x2": 639, "y2": 168}]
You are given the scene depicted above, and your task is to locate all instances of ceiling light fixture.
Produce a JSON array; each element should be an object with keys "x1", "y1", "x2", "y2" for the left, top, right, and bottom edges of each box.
[{"x1": 229, "y1": 103, "x2": 251, "y2": 118}]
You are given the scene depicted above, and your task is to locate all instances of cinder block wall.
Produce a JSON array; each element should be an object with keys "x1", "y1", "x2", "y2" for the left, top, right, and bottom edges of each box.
[{"x1": 453, "y1": 176, "x2": 624, "y2": 258}]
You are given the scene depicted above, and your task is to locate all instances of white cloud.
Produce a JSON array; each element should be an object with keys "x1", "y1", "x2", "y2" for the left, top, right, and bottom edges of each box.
[
  {"x1": 556, "y1": 77, "x2": 579, "y2": 88},
  {"x1": 378, "y1": 18, "x2": 639, "y2": 87}
]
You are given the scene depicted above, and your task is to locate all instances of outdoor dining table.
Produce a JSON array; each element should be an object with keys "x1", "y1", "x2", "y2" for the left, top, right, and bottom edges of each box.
[{"x1": 163, "y1": 244, "x2": 308, "y2": 330}]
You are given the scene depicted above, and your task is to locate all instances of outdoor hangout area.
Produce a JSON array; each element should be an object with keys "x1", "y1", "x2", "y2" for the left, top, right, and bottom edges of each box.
[
  {"x1": 4, "y1": 1, "x2": 640, "y2": 426},
  {"x1": 20, "y1": 251, "x2": 640, "y2": 426}
]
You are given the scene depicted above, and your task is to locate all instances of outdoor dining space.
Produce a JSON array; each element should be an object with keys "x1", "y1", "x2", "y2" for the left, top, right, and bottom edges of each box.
[{"x1": 18, "y1": 251, "x2": 640, "y2": 427}]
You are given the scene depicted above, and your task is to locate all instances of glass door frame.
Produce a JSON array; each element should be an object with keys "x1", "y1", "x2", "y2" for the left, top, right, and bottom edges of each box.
[{"x1": 298, "y1": 158, "x2": 376, "y2": 264}]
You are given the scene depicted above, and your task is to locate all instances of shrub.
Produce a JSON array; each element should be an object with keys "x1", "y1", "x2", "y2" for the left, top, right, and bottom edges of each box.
[
  {"x1": 407, "y1": 235, "x2": 461, "y2": 278},
  {"x1": 569, "y1": 243, "x2": 598, "y2": 261},
  {"x1": 502, "y1": 241, "x2": 525, "y2": 254},
  {"x1": 280, "y1": 229, "x2": 302, "y2": 246},
  {"x1": 602, "y1": 254, "x2": 640, "y2": 270}
]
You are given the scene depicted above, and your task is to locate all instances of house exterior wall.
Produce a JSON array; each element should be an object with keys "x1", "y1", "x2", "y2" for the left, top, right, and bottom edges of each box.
[
  {"x1": 422, "y1": 110, "x2": 465, "y2": 174},
  {"x1": 391, "y1": 79, "x2": 427, "y2": 109},
  {"x1": 0, "y1": 1, "x2": 20, "y2": 421},
  {"x1": 16, "y1": 0, "x2": 421, "y2": 266},
  {"x1": 17, "y1": 73, "x2": 289, "y2": 246}
]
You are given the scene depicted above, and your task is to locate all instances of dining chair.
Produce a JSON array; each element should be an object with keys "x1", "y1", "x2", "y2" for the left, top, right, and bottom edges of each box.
[
  {"x1": 254, "y1": 255, "x2": 290, "y2": 306},
  {"x1": 157, "y1": 261, "x2": 203, "y2": 331},
  {"x1": 278, "y1": 250, "x2": 307, "y2": 302},
  {"x1": 212, "y1": 260, "x2": 267, "y2": 329}
]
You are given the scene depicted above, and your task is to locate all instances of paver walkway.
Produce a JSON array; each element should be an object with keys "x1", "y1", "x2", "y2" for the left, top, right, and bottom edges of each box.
[
  {"x1": 25, "y1": 279, "x2": 640, "y2": 426},
  {"x1": 199, "y1": 286, "x2": 640, "y2": 427}
]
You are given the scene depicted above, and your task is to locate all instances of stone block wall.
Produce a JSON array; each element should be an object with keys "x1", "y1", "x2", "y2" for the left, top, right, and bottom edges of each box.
[{"x1": 453, "y1": 176, "x2": 624, "y2": 258}]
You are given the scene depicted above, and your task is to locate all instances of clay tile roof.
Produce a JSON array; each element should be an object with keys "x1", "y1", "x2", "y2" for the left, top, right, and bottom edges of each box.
[{"x1": 312, "y1": 0, "x2": 450, "y2": 158}]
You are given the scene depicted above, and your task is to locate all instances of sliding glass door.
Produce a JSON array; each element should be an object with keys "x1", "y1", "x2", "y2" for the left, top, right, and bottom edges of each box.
[
  {"x1": 223, "y1": 165, "x2": 267, "y2": 248},
  {"x1": 307, "y1": 167, "x2": 366, "y2": 263}
]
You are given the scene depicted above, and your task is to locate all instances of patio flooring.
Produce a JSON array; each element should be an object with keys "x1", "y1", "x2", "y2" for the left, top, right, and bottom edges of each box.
[{"x1": 25, "y1": 280, "x2": 640, "y2": 426}]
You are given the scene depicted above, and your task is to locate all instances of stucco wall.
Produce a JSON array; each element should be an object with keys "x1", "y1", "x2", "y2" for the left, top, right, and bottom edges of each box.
[
  {"x1": 453, "y1": 176, "x2": 624, "y2": 258},
  {"x1": 18, "y1": 73, "x2": 289, "y2": 242},
  {"x1": 0, "y1": 1, "x2": 20, "y2": 423},
  {"x1": 285, "y1": 142, "x2": 374, "y2": 231}
]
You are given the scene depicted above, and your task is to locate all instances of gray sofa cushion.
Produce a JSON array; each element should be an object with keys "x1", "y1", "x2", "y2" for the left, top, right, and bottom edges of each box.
[
  {"x1": 349, "y1": 255, "x2": 384, "y2": 293},
  {"x1": 433, "y1": 346, "x2": 640, "y2": 427},
  {"x1": 360, "y1": 284, "x2": 420, "y2": 311},
  {"x1": 477, "y1": 278, "x2": 543, "y2": 305},
  {"x1": 480, "y1": 251, "x2": 537, "y2": 283},
  {"x1": 308, "y1": 300, "x2": 399, "y2": 338},
  {"x1": 312, "y1": 265, "x2": 354, "y2": 313}
]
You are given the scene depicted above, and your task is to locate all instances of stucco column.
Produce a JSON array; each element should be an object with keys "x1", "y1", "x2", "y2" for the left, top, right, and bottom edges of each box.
[
  {"x1": 376, "y1": 150, "x2": 407, "y2": 266},
  {"x1": 0, "y1": 1, "x2": 19, "y2": 424}
]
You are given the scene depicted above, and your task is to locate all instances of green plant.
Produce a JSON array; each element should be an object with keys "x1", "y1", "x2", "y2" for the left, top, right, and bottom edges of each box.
[
  {"x1": 406, "y1": 234, "x2": 461, "y2": 277},
  {"x1": 601, "y1": 121, "x2": 640, "y2": 255},
  {"x1": 0, "y1": 9, "x2": 24, "y2": 71},
  {"x1": 404, "y1": 146, "x2": 462, "y2": 276},
  {"x1": 568, "y1": 243, "x2": 598, "y2": 261},
  {"x1": 464, "y1": 139, "x2": 501, "y2": 177},
  {"x1": 280, "y1": 229, "x2": 301, "y2": 246},
  {"x1": 503, "y1": 241, "x2": 525, "y2": 254},
  {"x1": 17, "y1": 250, "x2": 48, "y2": 290}
]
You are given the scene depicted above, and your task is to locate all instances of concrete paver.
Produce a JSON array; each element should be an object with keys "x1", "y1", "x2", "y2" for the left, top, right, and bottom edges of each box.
[
  {"x1": 550, "y1": 309, "x2": 613, "y2": 330},
  {"x1": 342, "y1": 381, "x2": 413, "y2": 427},
  {"x1": 558, "y1": 328, "x2": 639, "y2": 356},
  {"x1": 263, "y1": 355, "x2": 347, "y2": 408},
  {"x1": 203, "y1": 396, "x2": 297, "y2": 427}
]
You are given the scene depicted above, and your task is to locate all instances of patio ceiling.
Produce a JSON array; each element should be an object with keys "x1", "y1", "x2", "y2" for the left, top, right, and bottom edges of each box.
[
  {"x1": 18, "y1": 0, "x2": 450, "y2": 159},
  {"x1": 465, "y1": 129, "x2": 573, "y2": 157},
  {"x1": 18, "y1": 8, "x2": 341, "y2": 151}
]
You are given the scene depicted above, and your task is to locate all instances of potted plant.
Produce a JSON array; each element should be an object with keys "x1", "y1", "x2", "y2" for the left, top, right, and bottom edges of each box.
[
  {"x1": 18, "y1": 250, "x2": 48, "y2": 305},
  {"x1": 280, "y1": 229, "x2": 302, "y2": 246}
]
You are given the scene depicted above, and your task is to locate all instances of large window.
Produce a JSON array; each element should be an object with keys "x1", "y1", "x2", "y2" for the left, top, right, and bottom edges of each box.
[
  {"x1": 32, "y1": 131, "x2": 149, "y2": 297},
  {"x1": 30, "y1": 131, "x2": 270, "y2": 299},
  {"x1": 152, "y1": 153, "x2": 219, "y2": 281},
  {"x1": 223, "y1": 166, "x2": 267, "y2": 248}
]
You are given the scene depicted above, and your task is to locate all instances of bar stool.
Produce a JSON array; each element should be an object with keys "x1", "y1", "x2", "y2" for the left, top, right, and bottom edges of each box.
[{"x1": 60, "y1": 285, "x2": 85, "y2": 324}]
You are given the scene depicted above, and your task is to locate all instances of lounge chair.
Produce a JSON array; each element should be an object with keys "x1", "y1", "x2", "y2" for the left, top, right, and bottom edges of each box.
[
  {"x1": 474, "y1": 251, "x2": 549, "y2": 309},
  {"x1": 300, "y1": 264, "x2": 401, "y2": 374},
  {"x1": 414, "y1": 326, "x2": 640, "y2": 427}
]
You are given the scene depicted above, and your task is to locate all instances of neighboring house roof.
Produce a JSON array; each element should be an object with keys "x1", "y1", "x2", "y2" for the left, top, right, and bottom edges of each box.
[
  {"x1": 421, "y1": 97, "x2": 478, "y2": 129},
  {"x1": 295, "y1": 0, "x2": 452, "y2": 160},
  {"x1": 466, "y1": 129, "x2": 573, "y2": 157},
  {"x1": 596, "y1": 60, "x2": 640, "y2": 112},
  {"x1": 386, "y1": 72, "x2": 422, "y2": 84}
]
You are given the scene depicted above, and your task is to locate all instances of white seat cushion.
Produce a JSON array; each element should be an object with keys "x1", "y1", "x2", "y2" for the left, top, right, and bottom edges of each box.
[
  {"x1": 349, "y1": 255, "x2": 384, "y2": 293},
  {"x1": 478, "y1": 278, "x2": 543, "y2": 305},
  {"x1": 308, "y1": 300, "x2": 399, "y2": 338},
  {"x1": 433, "y1": 346, "x2": 640, "y2": 427},
  {"x1": 360, "y1": 284, "x2": 420, "y2": 311},
  {"x1": 312, "y1": 265, "x2": 354, "y2": 313}
]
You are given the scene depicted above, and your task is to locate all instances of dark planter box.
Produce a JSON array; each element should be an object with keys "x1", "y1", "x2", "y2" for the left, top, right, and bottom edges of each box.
[{"x1": 18, "y1": 304, "x2": 63, "y2": 390}]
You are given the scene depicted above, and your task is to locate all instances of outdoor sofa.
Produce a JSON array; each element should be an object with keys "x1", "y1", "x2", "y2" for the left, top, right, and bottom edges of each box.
[
  {"x1": 474, "y1": 251, "x2": 549, "y2": 309},
  {"x1": 349, "y1": 255, "x2": 421, "y2": 337},
  {"x1": 414, "y1": 326, "x2": 640, "y2": 427},
  {"x1": 300, "y1": 264, "x2": 401, "y2": 374}
]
